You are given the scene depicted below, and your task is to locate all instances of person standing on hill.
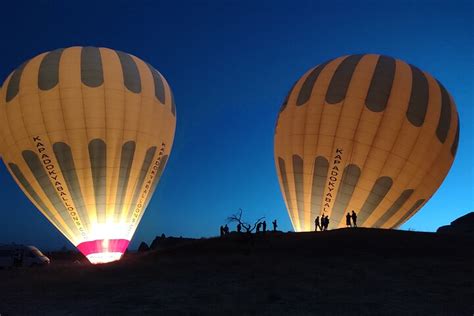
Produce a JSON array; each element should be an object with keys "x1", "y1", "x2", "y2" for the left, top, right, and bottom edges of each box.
[
  {"x1": 237, "y1": 223, "x2": 242, "y2": 233},
  {"x1": 315, "y1": 216, "x2": 321, "y2": 231},
  {"x1": 272, "y1": 219, "x2": 278, "y2": 231},
  {"x1": 256, "y1": 222, "x2": 262, "y2": 233},
  {"x1": 346, "y1": 212, "x2": 352, "y2": 227},
  {"x1": 224, "y1": 224, "x2": 230, "y2": 235},
  {"x1": 220, "y1": 225, "x2": 224, "y2": 237},
  {"x1": 351, "y1": 210, "x2": 358, "y2": 227},
  {"x1": 262, "y1": 221, "x2": 267, "y2": 233},
  {"x1": 324, "y1": 215, "x2": 330, "y2": 231}
]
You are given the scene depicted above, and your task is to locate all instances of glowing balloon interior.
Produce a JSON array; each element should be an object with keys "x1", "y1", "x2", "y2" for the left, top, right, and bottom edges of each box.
[
  {"x1": 0, "y1": 47, "x2": 176, "y2": 263},
  {"x1": 274, "y1": 54, "x2": 459, "y2": 232}
]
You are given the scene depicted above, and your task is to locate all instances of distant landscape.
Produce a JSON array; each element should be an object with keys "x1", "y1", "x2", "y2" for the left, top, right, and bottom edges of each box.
[{"x1": 0, "y1": 228, "x2": 473, "y2": 315}]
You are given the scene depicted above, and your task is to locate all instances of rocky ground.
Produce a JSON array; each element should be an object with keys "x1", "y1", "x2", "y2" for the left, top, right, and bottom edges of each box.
[{"x1": 0, "y1": 228, "x2": 473, "y2": 315}]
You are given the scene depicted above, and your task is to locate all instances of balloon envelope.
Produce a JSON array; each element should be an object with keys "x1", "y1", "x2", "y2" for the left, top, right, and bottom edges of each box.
[
  {"x1": 274, "y1": 54, "x2": 459, "y2": 232},
  {"x1": 0, "y1": 47, "x2": 176, "y2": 263}
]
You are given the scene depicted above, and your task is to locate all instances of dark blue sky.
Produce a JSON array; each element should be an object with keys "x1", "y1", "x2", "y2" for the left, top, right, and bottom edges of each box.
[{"x1": 0, "y1": 0, "x2": 472, "y2": 250}]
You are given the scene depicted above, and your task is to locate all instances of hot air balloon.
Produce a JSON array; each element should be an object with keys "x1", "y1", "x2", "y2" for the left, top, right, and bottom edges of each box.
[
  {"x1": 0, "y1": 47, "x2": 176, "y2": 263},
  {"x1": 274, "y1": 54, "x2": 459, "y2": 232}
]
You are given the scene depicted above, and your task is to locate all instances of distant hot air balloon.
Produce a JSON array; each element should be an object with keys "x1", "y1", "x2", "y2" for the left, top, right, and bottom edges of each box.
[
  {"x1": 0, "y1": 47, "x2": 176, "y2": 263},
  {"x1": 274, "y1": 54, "x2": 459, "y2": 232}
]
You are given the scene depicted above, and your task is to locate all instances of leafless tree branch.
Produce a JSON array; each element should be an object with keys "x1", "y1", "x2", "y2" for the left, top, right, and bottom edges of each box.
[{"x1": 227, "y1": 209, "x2": 265, "y2": 233}]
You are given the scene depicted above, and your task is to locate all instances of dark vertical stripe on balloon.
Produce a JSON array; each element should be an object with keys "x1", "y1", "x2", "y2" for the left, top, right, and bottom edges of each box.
[
  {"x1": 451, "y1": 114, "x2": 460, "y2": 157},
  {"x1": 280, "y1": 81, "x2": 297, "y2": 112},
  {"x1": 8, "y1": 163, "x2": 63, "y2": 230},
  {"x1": 330, "y1": 164, "x2": 361, "y2": 228},
  {"x1": 278, "y1": 158, "x2": 292, "y2": 209},
  {"x1": 326, "y1": 54, "x2": 364, "y2": 104},
  {"x1": 116, "y1": 51, "x2": 141, "y2": 93},
  {"x1": 276, "y1": 81, "x2": 296, "y2": 134},
  {"x1": 53, "y1": 142, "x2": 90, "y2": 230},
  {"x1": 6, "y1": 61, "x2": 28, "y2": 102},
  {"x1": 81, "y1": 47, "x2": 104, "y2": 87},
  {"x1": 142, "y1": 155, "x2": 169, "y2": 212},
  {"x1": 89, "y1": 139, "x2": 107, "y2": 223},
  {"x1": 393, "y1": 199, "x2": 425, "y2": 228},
  {"x1": 170, "y1": 90, "x2": 176, "y2": 116},
  {"x1": 292, "y1": 155, "x2": 305, "y2": 226},
  {"x1": 358, "y1": 176, "x2": 393, "y2": 225},
  {"x1": 373, "y1": 189, "x2": 414, "y2": 228},
  {"x1": 38, "y1": 49, "x2": 64, "y2": 91},
  {"x1": 274, "y1": 114, "x2": 280, "y2": 135},
  {"x1": 127, "y1": 146, "x2": 157, "y2": 218},
  {"x1": 310, "y1": 156, "x2": 329, "y2": 217},
  {"x1": 115, "y1": 141, "x2": 136, "y2": 220},
  {"x1": 435, "y1": 81, "x2": 451, "y2": 143},
  {"x1": 21, "y1": 150, "x2": 77, "y2": 232},
  {"x1": 146, "y1": 64, "x2": 165, "y2": 103},
  {"x1": 406, "y1": 65, "x2": 429, "y2": 127},
  {"x1": 365, "y1": 55, "x2": 396, "y2": 112},
  {"x1": 296, "y1": 60, "x2": 331, "y2": 106}
]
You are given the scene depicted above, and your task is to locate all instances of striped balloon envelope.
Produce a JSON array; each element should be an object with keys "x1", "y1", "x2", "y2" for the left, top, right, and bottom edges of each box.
[
  {"x1": 0, "y1": 47, "x2": 176, "y2": 263},
  {"x1": 274, "y1": 54, "x2": 460, "y2": 232}
]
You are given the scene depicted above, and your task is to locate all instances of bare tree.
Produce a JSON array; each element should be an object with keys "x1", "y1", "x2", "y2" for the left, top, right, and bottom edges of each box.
[{"x1": 227, "y1": 208, "x2": 265, "y2": 233}]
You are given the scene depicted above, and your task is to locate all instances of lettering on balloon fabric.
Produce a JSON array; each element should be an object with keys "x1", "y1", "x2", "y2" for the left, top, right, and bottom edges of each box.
[
  {"x1": 323, "y1": 148, "x2": 343, "y2": 214},
  {"x1": 128, "y1": 142, "x2": 166, "y2": 232},
  {"x1": 32, "y1": 136, "x2": 87, "y2": 238}
]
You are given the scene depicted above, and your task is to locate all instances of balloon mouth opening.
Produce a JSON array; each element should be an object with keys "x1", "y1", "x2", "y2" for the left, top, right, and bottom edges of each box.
[{"x1": 77, "y1": 239, "x2": 130, "y2": 264}]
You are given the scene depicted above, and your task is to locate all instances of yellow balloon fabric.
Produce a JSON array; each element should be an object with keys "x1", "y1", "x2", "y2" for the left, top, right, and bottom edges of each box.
[
  {"x1": 274, "y1": 54, "x2": 459, "y2": 232},
  {"x1": 0, "y1": 47, "x2": 176, "y2": 263}
]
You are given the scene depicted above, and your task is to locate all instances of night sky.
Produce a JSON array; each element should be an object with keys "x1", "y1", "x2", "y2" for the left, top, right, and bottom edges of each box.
[{"x1": 0, "y1": 0, "x2": 472, "y2": 250}]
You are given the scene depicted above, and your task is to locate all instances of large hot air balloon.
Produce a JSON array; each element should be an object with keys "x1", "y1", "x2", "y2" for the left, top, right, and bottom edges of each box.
[
  {"x1": 0, "y1": 47, "x2": 176, "y2": 263},
  {"x1": 274, "y1": 54, "x2": 459, "y2": 232}
]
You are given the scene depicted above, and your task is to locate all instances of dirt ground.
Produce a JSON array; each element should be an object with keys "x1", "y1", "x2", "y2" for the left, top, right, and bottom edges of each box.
[{"x1": 0, "y1": 228, "x2": 473, "y2": 315}]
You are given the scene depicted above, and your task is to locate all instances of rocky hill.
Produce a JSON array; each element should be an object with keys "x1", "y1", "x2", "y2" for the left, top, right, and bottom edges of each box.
[{"x1": 0, "y1": 228, "x2": 473, "y2": 315}]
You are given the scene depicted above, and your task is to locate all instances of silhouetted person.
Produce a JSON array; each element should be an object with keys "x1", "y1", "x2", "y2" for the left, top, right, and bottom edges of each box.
[
  {"x1": 325, "y1": 215, "x2": 330, "y2": 230},
  {"x1": 256, "y1": 222, "x2": 262, "y2": 233},
  {"x1": 346, "y1": 212, "x2": 352, "y2": 227},
  {"x1": 351, "y1": 210, "x2": 357, "y2": 227},
  {"x1": 262, "y1": 221, "x2": 267, "y2": 233},
  {"x1": 220, "y1": 225, "x2": 224, "y2": 237},
  {"x1": 237, "y1": 223, "x2": 242, "y2": 233},
  {"x1": 315, "y1": 216, "x2": 321, "y2": 231},
  {"x1": 224, "y1": 224, "x2": 230, "y2": 235},
  {"x1": 272, "y1": 219, "x2": 278, "y2": 231}
]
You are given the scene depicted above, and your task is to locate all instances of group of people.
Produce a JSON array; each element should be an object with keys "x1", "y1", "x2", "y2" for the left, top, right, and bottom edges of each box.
[
  {"x1": 221, "y1": 211, "x2": 359, "y2": 235},
  {"x1": 219, "y1": 224, "x2": 230, "y2": 236},
  {"x1": 314, "y1": 210, "x2": 358, "y2": 231},
  {"x1": 314, "y1": 215, "x2": 330, "y2": 231},
  {"x1": 255, "y1": 220, "x2": 278, "y2": 232},
  {"x1": 220, "y1": 219, "x2": 278, "y2": 237},
  {"x1": 346, "y1": 210, "x2": 358, "y2": 227}
]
